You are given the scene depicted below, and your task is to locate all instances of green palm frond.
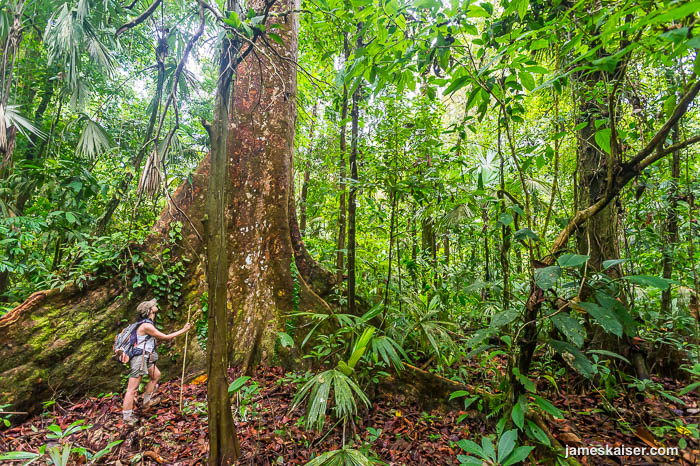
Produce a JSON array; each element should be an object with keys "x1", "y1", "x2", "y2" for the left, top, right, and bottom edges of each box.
[
  {"x1": 2, "y1": 105, "x2": 46, "y2": 140},
  {"x1": 75, "y1": 116, "x2": 112, "y2": 159},
  {"x1": 439, "y1": 202, "x2": 478, "y2": 228},
  {"x1": 524, "y1": 177, "x2": 552, "y2": 197},
  {"x1": 290, "y1": 369, "x2": 369, "y2": 431},
  {"x1": 44, "y1": 1, "x2": 115, "y2": 90},
  {"x1": 306, "y1": 446, "x2": 374, "y2": 466},
  {"x1": 370, "y1": 335, "x2": 408, "y2": 370}
]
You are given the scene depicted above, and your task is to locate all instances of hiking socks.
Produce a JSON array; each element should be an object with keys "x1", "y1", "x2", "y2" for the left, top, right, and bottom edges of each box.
[{"x1": 122, "y1": 409, "x2": 134, "y2": 420}]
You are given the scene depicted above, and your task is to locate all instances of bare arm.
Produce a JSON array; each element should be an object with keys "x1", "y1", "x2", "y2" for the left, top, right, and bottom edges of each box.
[{"x1": 141, "y1": 322, "x2": 191, "y2": 341}]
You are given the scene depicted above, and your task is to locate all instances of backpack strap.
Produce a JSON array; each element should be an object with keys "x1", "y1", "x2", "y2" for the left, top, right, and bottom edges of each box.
[{"x1": 133, "y1": 318, "x2": 155, "y2": 350}]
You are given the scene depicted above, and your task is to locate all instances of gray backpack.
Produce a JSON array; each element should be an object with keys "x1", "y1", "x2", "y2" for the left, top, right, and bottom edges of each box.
[{"x1": 113, "y1": 319, "x2": 153, "y2": 362}]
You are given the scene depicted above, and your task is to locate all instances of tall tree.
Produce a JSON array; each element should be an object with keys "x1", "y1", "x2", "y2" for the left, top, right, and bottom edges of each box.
[
  {"x1": 0, "y1": 0, "x2": 335, "y2": 414},
  {"x1": 205, "y1": 0, "x2": 240, "y2": 461},
  {"x1": 336, "y1": 35, "x2": 350, "y2": 286},
  {"x1": 347, "y1": 33, "x2": 362, "y2": 316}
]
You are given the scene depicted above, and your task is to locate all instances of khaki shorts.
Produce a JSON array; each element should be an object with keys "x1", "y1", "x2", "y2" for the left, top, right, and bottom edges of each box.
[{"x1": 128, "y1": 352, "x2": 158, "y2": 379}]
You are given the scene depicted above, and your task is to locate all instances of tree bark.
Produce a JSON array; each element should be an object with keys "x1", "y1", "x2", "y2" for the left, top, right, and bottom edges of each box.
[
  {"x1": 0, "y1": 0, "x2": 334, "y2": 415},
  {"x1": 661, "y1": 123, "x2": 680, "y2": 314},
  {"x1": 299, "y1": 105, "x2": 317, "y2": 236},
  {"x1": 347, "y1": 69, "x2": 361, "y2": 316},
  {"x1": 336, "y1": 35, "x2": 350, "y2": 286},
  {"x1": 205, "y1": 0, "x2": 239, "y2": 460}
]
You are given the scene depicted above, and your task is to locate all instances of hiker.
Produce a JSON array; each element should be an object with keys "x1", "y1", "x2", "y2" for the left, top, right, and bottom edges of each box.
[{"x1": 121, "y1": 298, "x2": 192, "y2": 424}]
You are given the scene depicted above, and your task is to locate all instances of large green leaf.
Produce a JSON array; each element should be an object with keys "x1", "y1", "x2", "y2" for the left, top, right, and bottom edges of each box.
[
  {"x1": 557, "y1": 254, "x2": 589, "y2": 268},
  {"x1": 535, "y1": 266, "x2": 561, "y2": 290},
  {"x1": 550, "y1": 340, "x2": 593, "y2": 378},
  {"x1": 577, "y1": 302, "x2": 623, "y2": 337},
  {"x1": 519, "y1": 71, "x2": 535, "y2": 91},
  {"x1": 594, "y1": 128, "x2": 611, "y2": 154},
  {"x1": 623, "y1": 275, "x2": 673, "y2": 290},
  {"x1": 490, "y1": 308, "x2": 519, "y2": 328},
  {"x1": 497, "y1": 429, "x2": 517, "y2": 463},
  {"x1": 503, "y1": 446, "x2": 535, "y2": 466},
  {"x1": 514, "y1": 228, "x2": 540, "y2": 242},
  {"x1": 595, "y1": 291, "x2": 636, "y2": 336},
  {"x1": 551, "y1": 312, "x2": 586, "y2": 347}
]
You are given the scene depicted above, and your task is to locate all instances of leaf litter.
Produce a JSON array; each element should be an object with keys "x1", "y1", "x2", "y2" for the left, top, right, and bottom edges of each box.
[{"x1": 0, "y1": 365, "x2": 698, "y2": 465}]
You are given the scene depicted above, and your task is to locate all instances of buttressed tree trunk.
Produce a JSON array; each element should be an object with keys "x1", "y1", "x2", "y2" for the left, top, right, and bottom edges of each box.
[
  {"x1": 225, "y1": 0, "x2": 333, "y2": 371},
  {"x1": 0, "y1": 0, "x2": 334, "y2": 415}
]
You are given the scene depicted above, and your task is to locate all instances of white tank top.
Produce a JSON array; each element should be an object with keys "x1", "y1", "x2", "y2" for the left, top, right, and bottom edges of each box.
[{"x1": 136, "y1": 329, "x2": 155, "y2": 353}]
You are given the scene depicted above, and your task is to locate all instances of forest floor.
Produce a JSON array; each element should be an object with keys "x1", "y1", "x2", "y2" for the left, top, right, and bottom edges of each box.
[{"x1": 0, "y1": 365, "x2": 698, "y2": 465}]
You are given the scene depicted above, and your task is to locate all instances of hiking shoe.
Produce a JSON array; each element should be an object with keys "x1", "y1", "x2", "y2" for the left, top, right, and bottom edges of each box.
[
  {"x1": 123, "y1": 414, "x2": 139, "y2": 426},
  {"x1": 143, "y1": 396, "x2": 161, "y2": 409}
]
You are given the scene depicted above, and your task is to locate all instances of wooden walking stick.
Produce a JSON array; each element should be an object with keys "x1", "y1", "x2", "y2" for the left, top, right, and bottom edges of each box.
[{"x1": 179, "y1": 305, "x2": 192, "y2": 412}]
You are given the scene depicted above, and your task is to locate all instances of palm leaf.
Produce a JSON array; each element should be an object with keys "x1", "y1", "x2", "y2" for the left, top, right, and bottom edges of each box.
[
  {"x1": 306, "y1": 446, "x2": 373, "y2": 466},
  {"x1": 2, "y1": 105, "x2": 46, "y2": 140},
  {"x1": 75, "y1": 117, "x2": 112, "y2": 159}
]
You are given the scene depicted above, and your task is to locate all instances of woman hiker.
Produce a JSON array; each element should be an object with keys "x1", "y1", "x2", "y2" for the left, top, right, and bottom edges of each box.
[{"x1": 121, "y1": 298, "x2": 192, "y2": 424}]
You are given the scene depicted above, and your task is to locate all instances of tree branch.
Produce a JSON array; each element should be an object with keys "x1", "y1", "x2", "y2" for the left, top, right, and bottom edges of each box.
[
  {"x1": 625, "y1": 80, "x2": 700, "y2": 168},
  {"x1": 116, "y1": 0, "x2": 163, "y2": 37}
]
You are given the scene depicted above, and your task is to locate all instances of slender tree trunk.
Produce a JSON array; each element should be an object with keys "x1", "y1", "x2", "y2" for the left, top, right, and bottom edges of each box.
[
  {"x1": 498, "y1": 115, "x2": 511, "y2": 309},
  {"x1": 299, "y1": 106, "x2": 317, "y2": 236},
  {"x1": 336, "y1": 35, "x2": 350, "y2": 286},
  {"x1": 347, "y1": 68, "x2": 361, "y2": 316},
  {"x1": 661, "y1": 124, "x2": 680, "y2": 314},
  {"x1": 299, "y1": 166, "x2": 310, "y2": 234},
  {"x1": 205, "y1": 1, "x2": 239, "y2": 461},
  {"x1": 384, "y1": 190, "x2": 397, "y2": 308}
]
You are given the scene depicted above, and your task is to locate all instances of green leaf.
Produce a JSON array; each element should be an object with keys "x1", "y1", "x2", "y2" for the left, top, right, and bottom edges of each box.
[
  {"x1": 602, "y1": 258, "x2": 627, "y2": 270},
  {"x1": 595, "y1": 128, "x2": 612, "y2": 154},
  {"x1": 482, "y1": 436, "x2": 496, "y2": 461},
  {"x1": 623, "y1": 275, "x2": 672, "y2": 290},
  {"x1": 512, "y1": 367, "x2": 536, "y2": 393},
  {"x1": 503, "y1": 446, "x2": 535, "y2": 466},
  {"x1": 535, "y1": 266, "x2": 561, "y2": 290},
  {"x1": 65, "y1": 212, "x2": 77, "y2": 224},
  {"x1": 457, "y1": 439, "x2": 484, "y2": 457},
  {"x1": 680, "y1": 381, "x2": 700, "y2": 395},
  {"x1": 228, "y1": 376, "x2": 251, "y2": 393},
  {"x1": 337, "y1": 360, "x2": 353, "y2": 376},
  {"x1": 514, "y1": 228, "x2": 540, "y2": 242},
  {"x1": 445, "y1": 75, "x2": 471, "y2": 95},
  {"x1": 550, "y1": 340, "x2": 593, "y2": 378},
  {"x1": 490, "y1": 308, "x2": 518, "y2": 328},
  {"x1": 498, "y1": 213, "x2": 513, "y2": 226},
  {"x1": 515, "y1": 0, "x2": 528, "y2": 20},
  {"x1": 534, "y1": 395, "x2": 563, "y2": 418},
  {"x1": 551, "y1": 312, "x2": 586, "y2": 347},
  {"x1": 0, "y1": 451, "x2": 42, "y2": 460},
  {"x1": 511, "y1": 401, "x2": 524, "y2": 429},
  {"x1": 577, "y1": 302, "x2": 622, "y2": 337},
  {"x1": 277, "y1": 331, "x2": 294, "y2": 348},
  {"x1": 596, "y1": 291, "x2": 636, "y2": 337},
  {"x1": 268, "y1": 33, "x2": 284, "y2": 45},
  {"x1": 557, "y1": 254, "x2": 589, "y2": 268},
  {"x1": 587, "y1": 349, "x2": 630, "y2": 364},
  {"x1": 526, "y1": 419, "x2": 551, "y2": 446},
  {"x1": 530, "y1": 39, "x2": 548, "y2": 50},
  {"x1": 497, "y1": 429, "x2": 517, "y2": 463},
  {"x1": 519, "y1": 71, "x2": 535, "y2": 92},
  {"x1": 449, "y1": 390, "x2": 471, "y2": 400}
]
